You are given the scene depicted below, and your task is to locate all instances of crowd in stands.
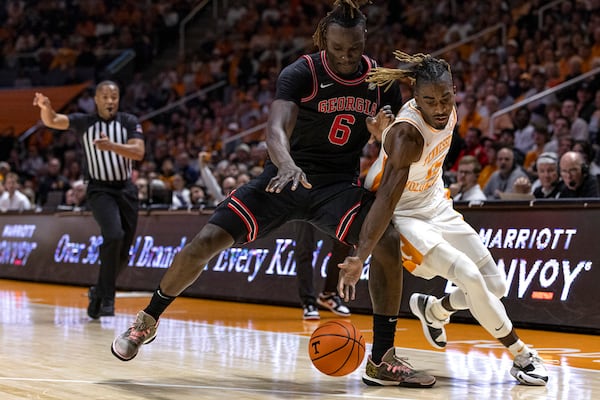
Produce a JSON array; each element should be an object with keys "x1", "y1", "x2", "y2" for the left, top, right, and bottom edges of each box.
[{"x1": 2, "y1": 0, "x2": 600, "y2": 213}]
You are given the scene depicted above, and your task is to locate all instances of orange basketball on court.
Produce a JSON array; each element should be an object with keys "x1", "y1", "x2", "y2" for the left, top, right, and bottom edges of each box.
[{"x1": 308, "y1": 320, "x2": 366, "y2": 376}]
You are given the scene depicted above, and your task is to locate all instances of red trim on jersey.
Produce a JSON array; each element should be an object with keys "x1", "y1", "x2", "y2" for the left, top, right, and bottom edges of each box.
[
  {"x1": 321, "y1": 51, "x2": 372, "y2": 86},
  {"x1": 227, "y1": 195, "x2": 258, "y2": 243},
  {"x1": 300, "y1": 55, "x2": 318, "y2": 102},
  {"x1": 336, "y1": 202, "x2": 360, "y2": 241}
]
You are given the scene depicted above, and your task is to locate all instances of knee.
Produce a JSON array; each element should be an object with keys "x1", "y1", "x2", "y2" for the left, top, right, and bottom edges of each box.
[
  {"x1": 485, "y1": 274, "x2": 508, "y2": 298},
  {"x1": 183, "y1": 224, "x2": 234, "y2": 261}
]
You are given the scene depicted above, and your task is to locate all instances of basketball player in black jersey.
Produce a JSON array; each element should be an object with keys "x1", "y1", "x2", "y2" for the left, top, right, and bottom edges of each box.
[
  {"x1": 112, "y1": 0, "x2": 435, "y2": 388},
  {"x1": 33, "y1": 81, "x2": 144, "y2": 319}
]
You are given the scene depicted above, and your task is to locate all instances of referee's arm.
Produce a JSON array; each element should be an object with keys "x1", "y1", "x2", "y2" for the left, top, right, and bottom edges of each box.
[
  {"x1": 33, "y1": 92, "x2": 70, "y2": 130},
  {"x1": 94, "y1": 136, "x2": 145, "y2": 161}
]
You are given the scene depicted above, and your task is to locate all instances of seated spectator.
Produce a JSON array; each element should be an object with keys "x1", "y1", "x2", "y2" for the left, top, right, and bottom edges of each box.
[
  {"x1": 483, "y1": 147, "x2": 529, "y2": 200},
  {"x1": 477, "y1": 138, "x2": 499, "y2": 188},
  {"x1": 480, "y1": 94, "x2": 514, "y2": 138},
  {"x1": 135, "y1": 177, "x2": 149, "y2": 206},
  {"x1": 558, "y1": 151, "x2": 600, "y2": 198},
  {"x1": 523, "y1": 125, "x2": 550, "y2": 177},
  {"x1": 448, "y1": 156, "x2": 487, "y2": 202},
  {"x1": 544, "y1": 115, "x2": 571, "y2": 154},
  {"x1": 449, "y1": 127, "x2": 488, "y2": 172},
  {"x1": 71, "y1": 180, "x2": 87, "y2": 210},
  {"x1": 189, "y1": 184, "x2": 207, "y2": 208},
  {"x1": 496, "y1": 128, "x2": 525, "y2": 166},
  {"x1": 532, "y1": 152, "x2": 562, "y2": 199},
  {"x1": 561, "y1": 98, "x2": 589, "y2": 142},
  {"x1": 457, "y1": 94, "x2": 484, "y2": 138},
  {"x1": 0, "y1": 172, "x2": 32, "y2": 211},
  {"x1": 514, "y1": 152, "x2": 562, "y2": 199},
  {"x1": 512, "y1": 107, "x2": 536, "y2": 155},
  {"x1": 36, "y1": 157, "x2": 70, "y2": 208},
  {"x1": 170, "y1": 173, "x2": 191, "y2": 209}
]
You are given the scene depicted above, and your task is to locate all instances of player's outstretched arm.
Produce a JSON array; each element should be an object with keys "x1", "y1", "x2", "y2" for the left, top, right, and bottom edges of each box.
[
  {"x1": 32, "y1": 92, "x2": 69, "y2": 130},
  {"x1": 338, "y1": 123, "x2": 423, "y2": 300},
  {"x1": 265, "y1": 99, "x2": 312, "y2": 193}
]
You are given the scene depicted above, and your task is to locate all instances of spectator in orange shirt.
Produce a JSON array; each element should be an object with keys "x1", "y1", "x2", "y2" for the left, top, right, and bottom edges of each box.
[{"x1": 457, "y1": 94, "x2": 483, "y2": 138}]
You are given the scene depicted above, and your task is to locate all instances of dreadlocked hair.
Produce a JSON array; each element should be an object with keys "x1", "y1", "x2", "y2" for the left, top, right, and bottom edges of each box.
[
  {"x1": 312, "y1": 0, "x2": 370, "y2": 51},
  {"x1": 367, "y1": 50, "x2": 452, "y2": 91}
]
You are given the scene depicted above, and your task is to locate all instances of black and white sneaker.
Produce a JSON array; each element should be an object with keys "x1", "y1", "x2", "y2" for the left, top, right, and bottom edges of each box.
[
  {"x1": 409, "y1": 293, "x2": 448, "y2": 349},
  {"x1": 510, "y1": 350, "x2": 548, "y2": 386},
  {"x1": 303, "y1": 304, "x2": 320, "y2": 320},
  {"x1": 317, "y1": 292, "x2": 351, "y2": 316}
]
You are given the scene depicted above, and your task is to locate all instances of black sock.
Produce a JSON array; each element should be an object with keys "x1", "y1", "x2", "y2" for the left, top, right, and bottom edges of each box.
[
  {"x1": 371, "y1": 314, "x2": 397, "y2": 364},
  {"x1": 143, "y1": 287, "x2": 176, "y2": 321}
]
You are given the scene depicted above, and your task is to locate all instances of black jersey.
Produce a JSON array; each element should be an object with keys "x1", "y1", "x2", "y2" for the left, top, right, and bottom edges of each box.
[
  {"x1": 68, "y1": 112, "x2": 143, "y2": 182},
  {"x1": 275, "y1": 51, "x2": 402, "y2": 185}
]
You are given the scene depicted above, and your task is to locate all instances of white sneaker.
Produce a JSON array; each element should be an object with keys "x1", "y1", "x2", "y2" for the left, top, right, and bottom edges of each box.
[
  {"x1": 409, "y1": 293, "x2": 448, "y2": 349},
  {"x1": 317, "y1": 292, "x2": 351, "y2": 316},
  {"x1": 510, "y1": 350, "x2": 548, "y2": 386},
  {"x1": 303, "y1": 304, "x2": 320, "y2": 320}
]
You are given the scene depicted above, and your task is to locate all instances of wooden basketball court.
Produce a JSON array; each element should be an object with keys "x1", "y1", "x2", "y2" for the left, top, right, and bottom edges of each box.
[{"x1": 0, "y1": 279, "x2": 598, "y2": 399}]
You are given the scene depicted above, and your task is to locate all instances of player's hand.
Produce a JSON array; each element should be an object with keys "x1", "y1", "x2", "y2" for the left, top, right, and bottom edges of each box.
[
  {"x1": 367, "y1": 105, "x2": 394, "y2": 143},
  {"x1": 266, "y1": 162, "x2": 312, "y2": 193},
  {"x1": 337, "y1": 256, "x2": 364, "y2": 301},
  {"x1": 93, "y1": 133, "x2": 112, "y2": 151},
  {"x1": 33, "y1": 92, "x2": 51, "y2": 110}
]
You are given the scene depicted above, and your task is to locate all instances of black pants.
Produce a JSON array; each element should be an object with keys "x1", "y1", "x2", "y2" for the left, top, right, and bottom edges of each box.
[
  {"x1": 294, "y1": 221, "x2": 352, "y2": 306},
  {"x1": 87, "y1": 180, "x2": 139, "y2": 302}
]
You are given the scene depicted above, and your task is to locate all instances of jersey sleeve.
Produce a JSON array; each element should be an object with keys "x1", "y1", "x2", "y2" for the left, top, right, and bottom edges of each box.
[
  {"x1": 274, "y1": 57, "x2": 313, "y2": 105},
  {"x1": 67, "y1": 113, "x2": 90, "y2": 134},
  {"x1": 122, "y1": 113, "x2": 144, "y2": 141}
]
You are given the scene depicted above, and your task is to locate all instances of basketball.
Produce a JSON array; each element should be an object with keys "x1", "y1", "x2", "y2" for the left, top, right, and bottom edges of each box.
[{"x1": 308, "y1": 320, "x2": 366, "y2": 376}]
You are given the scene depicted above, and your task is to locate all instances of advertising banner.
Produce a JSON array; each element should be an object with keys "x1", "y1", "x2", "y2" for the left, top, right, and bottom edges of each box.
[{"x1": 0, "y1": 203, "x2": 598, "y2": 332}]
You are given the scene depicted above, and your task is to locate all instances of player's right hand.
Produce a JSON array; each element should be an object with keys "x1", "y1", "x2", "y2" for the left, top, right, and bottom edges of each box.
[
  {"x1": 266, "y1": 162, "x2": 312, "y2": 193},
  {"x1": 337, "y1": 256, "x2": 364, "y2": 301}
]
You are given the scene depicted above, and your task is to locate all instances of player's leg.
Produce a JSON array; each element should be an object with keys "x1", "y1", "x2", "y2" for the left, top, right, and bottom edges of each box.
[
  {"x1": 87, "y1": 186, "x2": 124, "y2": 319},
  {"x1": 111, "y1": 222, "x2": 235, "y2": 361},
  {"x1": 317, "y1": 238, "x2": 352, "y2": 316},
  {"x1": 112, "y1": 172, "x2": 295, "y2": 361},
  {"x1": 310, "y1": 185, "x2": 435, "y2": 388},
  {"x1": 362, "y1": 224, "x2": 435, "y2": 388},
  {"x1": 413, "y1": 237, "x2": 548, "y2": 385},
  {"x1": 294, "y1": 221, "x2": 320, "y2": 320}
]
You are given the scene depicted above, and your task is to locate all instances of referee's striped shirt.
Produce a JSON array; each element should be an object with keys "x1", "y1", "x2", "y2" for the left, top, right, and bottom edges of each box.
[{"x1": 68, "y1": 112, "x2": 143, "y2": 182}]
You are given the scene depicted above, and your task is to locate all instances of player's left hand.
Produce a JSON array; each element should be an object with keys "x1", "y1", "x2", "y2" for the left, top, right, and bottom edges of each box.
[
  {"x1": 93, "y1": 133, "x2": 112, "y2": 151},
  {"x1": 337, "y1": 256, "x2": 364, "y2": 301},
  {"x1": 367, "y1": 105, "x2": 394, "y2": 143}
]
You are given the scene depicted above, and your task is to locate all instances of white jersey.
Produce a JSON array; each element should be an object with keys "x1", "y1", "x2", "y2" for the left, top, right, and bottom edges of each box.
[{"x1": 364, "y1": 98, "x2": 457, "y2": 215}]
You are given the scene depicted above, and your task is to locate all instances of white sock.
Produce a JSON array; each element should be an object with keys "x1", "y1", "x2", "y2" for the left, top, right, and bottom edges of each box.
[
  {"x1": 508, "y1": 339, "x2": 531, "y2": 357},
  {"x1": 429, "y1": 298, "x2": 451, "y2": 321}
]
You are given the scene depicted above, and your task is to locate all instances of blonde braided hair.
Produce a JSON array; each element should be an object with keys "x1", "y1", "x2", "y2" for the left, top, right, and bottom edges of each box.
[{"x1": 367, "y1": 50, "x2": 452, "y2": 91}]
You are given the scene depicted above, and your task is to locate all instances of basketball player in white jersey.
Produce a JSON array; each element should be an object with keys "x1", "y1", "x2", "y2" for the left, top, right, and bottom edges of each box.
[{"x1": 338, "y1": 51, "x2": 548, "y2": 386}]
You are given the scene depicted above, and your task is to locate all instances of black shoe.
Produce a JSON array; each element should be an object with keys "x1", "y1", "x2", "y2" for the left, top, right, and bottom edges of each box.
[
  {"x1": 87, "y1": 287, "x2": 101, "y2": 319},
  {"x1": 99, "y1": 298, "x2": 115, "y2": 317}
]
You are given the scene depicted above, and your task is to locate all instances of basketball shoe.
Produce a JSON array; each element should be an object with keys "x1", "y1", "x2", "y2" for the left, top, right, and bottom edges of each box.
[
  {"x1": 303, "y1": 303, "x2": 320, "y2": 320},
  {"x1": 111, "y1": 311, "x2": 159, "y2": 361},
  {"x1": 317, "y1": 292, "x2": 350, "y2": 316},
  {"x1": 510, "y1": 350, "x2": 548, "y2": 386},
  {"x1": 363, "y1": 347, "x2": 436, "y2": 388},
  {"x1": 409, "y1": 293, "x2": 448, "y2": 349}
]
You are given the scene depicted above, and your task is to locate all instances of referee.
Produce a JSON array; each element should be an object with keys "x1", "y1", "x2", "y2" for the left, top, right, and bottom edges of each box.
[{"x1": 34, "y1": 81, "x2": 145, "y2": 319}]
